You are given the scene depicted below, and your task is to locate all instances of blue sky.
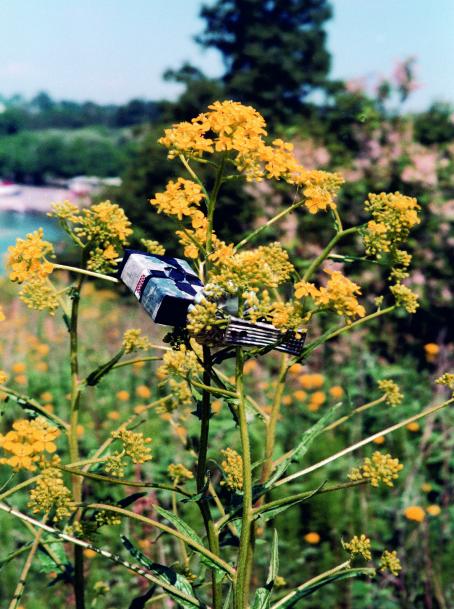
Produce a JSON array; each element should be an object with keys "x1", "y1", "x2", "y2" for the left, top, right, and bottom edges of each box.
[{"x1": 0, "y1": 0, "x2": 453, "y2": 110}]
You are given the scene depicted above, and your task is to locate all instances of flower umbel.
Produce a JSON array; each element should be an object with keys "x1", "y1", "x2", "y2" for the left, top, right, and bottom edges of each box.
[
  {"x1": 343, "y1": 534, "x2": 372, "y2": 561},
  {"x1": 220, "y1": 448, "x2": 243, "y2": 492},
  {"x1": 348, "y1": 452, "x2": 403, "y2": 487}
]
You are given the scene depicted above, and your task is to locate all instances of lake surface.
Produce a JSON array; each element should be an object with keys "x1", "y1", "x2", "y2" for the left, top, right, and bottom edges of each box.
[{"x1": 0, "y1": 210, "x2": 65, "y2": 272}]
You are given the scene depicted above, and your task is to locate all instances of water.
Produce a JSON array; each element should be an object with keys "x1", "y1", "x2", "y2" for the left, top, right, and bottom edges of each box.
[{"x1": 0, "y1": 210, "x2": 66, "y2": 272}]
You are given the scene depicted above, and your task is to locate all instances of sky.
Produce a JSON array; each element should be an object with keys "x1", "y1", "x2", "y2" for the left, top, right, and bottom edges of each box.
[{"x1": 0, "y1": 0, "x2": 453, "y2": 111}]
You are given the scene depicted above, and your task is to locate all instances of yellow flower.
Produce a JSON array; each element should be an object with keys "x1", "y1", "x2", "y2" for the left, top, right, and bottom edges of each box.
[
  {"x1": 84, "y1": 549, "x2": 97, "y2": 559},
  {"x1": 243, "y1": 360, "x2": 258, "y2": 374},
  {"x1": 116, "y1": 390, "x2": 130, "y2": 402},
  {"x1": 406, "y1": 421, "x2": 420, "y2": 432},
  {"x1": 390, "y1": 283, "x2": 419, "y2": 314},
  {"x1": 288, "y1": 363, "x2": 304, "y2": 375},
  {"x1": 220, "y1": 447, "x2": 243, "y2": 491},
  {"x1": 141, "y1": 239, "x2": 166, "y2": 255},
  {"x1": 136, "y1": 385, "x2": 151, "y2": 399},
  {"x1": 7, "y1": 228, "x2": 54, "y2": 283},
  {"x1": 304, "y1": 532, "x2": 320, "y2": 544},
  {"x1": 426, "y1": 504, "x2": 441, "y2": 517},
  {"x1": 40, "y1": 391, "x2": 53, "y2": 402},
  {"x1": 329, "y1": 385, "x2": 344, "y2": 399},
  {"x1": 403, "y1": 505, "x2": 425, "y2": 522},
  {"x1": 293, "y1": 390, "x2": 307, "y2": 401},
  {"x1": 348, "y1": 452, "x2": 403, "y2": 487},
  {"x1": 122, "y1": 329, "x2": 151, "y2": 354},
  {"x1": 12, "y1": 362, "x2": 26, "y2": 374},
  {"x1": 168, "y1": 463, "x2": 194, "y2": 483},
  {"x1": 295, "y1": 270, "x2": 365, "y2": 320},
  {"x1": 0, "y1": 305, "x2": 5, "y2": 321},
  {"x1": 373, "y1": 436, "x2": 385, "y2": 445},
  {"x1": 421, "y1": 483, "x2": 432, "y2": 493},
  {"x1": 150, "y1": 178, "x2": 206, "y2": 220},
  {"x1": 108, "y1": 411, "x2": 121, "y2": 420},
  {"x1": 379, "y1": 550, "x2": 401, "y2": 576},
  {"x1": 310, "y1": 391, "x2": 326, "y2": 406},
  {"x1": 0, "y1": 370, "x2": 8, "y2": 385},
  {"x1": 343, "y1": 534, "x2": 372, "y2": 560},
  {"x1": 435, "y1": 373, "x2": 454, "y2": 397},
  {"x1": 298, "y1": 374, "x2": 324, "y2": 390},
  {"x1": 424, "y1": 343, "x2": 439, "y2": 356},
  {"x1": 378, "y1": 379, "x2": 403, "y2": 406},
  {"x1": 15, "y1": 375, "x2": 27, "y2": 386}
]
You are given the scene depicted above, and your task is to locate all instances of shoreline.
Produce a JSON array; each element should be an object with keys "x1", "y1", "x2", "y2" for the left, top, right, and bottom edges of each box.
[{"x1": 0, "y1": 185, "x2": 79, "y2": 214}]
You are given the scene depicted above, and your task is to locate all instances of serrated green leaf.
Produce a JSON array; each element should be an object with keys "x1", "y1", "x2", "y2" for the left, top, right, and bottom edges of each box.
[
  {"x1": 121, "y1": 536, "x2": 198, "y2": 609},
  {"x1": 155, "y1": 506, "x2": 229, "y2": 581},
  {"x1": 266, "y1": 403, "x2": 341, "y2": 489},
  {"x1": 256, "y1": 481, "x2": 326, "y2": 523}
]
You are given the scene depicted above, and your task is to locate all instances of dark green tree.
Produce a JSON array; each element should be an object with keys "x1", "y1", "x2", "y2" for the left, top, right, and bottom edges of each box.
[{"x1": 196, "y1": 0, "x2": 333, "y2": 125}]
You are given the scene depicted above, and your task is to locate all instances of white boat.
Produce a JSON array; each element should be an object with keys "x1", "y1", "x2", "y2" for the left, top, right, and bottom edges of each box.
[{"x1": 0, "y1": 180, "x2": 21, "y2": 197}]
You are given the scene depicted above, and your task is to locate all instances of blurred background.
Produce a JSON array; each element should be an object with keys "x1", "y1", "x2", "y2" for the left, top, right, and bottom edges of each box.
[{"x1": 0, "y1": 2, "x2": 453, "y2": 608}]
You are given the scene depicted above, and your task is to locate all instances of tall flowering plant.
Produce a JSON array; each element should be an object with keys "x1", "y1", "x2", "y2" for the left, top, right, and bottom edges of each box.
[{"x1": 1, "y1": 101, "x2": 453, "y2": 609}]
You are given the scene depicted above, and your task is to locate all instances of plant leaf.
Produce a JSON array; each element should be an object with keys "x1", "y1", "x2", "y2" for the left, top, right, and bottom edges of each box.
[
  {"x1": 266, "y1": 403, "x2": 341, "y2": 489},
  {"x1": 251, "y1": 530, "x2": 279, "y2": 609},
  {"x1": 85, "y1": 350, "x2": 124, "y2": 386},
  {"x1": 155, "y1": 506, "x2": 228, "y2": 580},
  {"x1": 256, "y1": 481, "x2": 326, "y2": 523},
  {"x1": 121, "y1": 536, "x2": 199, "y2": 609}
]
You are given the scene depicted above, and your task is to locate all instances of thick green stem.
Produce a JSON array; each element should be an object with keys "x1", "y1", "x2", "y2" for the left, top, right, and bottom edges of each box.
[
  {"x1": 234, "y1": 347, "x2": 254, "y2": 609},
  {"x1": 234, "y1": 198, "x2": 304, "y2": 251},
  {"x1": 54, "y1": 263, "x2": 118, "y2": 283},
  {"x1": 67, "y1": 275, "x2": 85, "y2": 609},
  {"x1": 260, "y1": 355, "x2": 288, "y2": 487},
  {"x1": 197, "y1": 346, "x2": 222, "y2": 608},
  {"x1": 8, "y1": 524, "x2": 45, "y2": 609}
]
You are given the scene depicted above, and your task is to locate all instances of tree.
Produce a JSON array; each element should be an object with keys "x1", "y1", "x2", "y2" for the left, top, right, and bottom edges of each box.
[{"x1": 196, "y1": 0, "x2": 333, "y2": 125}]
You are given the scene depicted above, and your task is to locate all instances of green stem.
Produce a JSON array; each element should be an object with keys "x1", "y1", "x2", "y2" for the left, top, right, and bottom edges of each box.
[
  {"x1": 302, "y1": 226, "x2": 360, "y2": 282},
  {"x1": 53, "y1": 263, "x2": 118, "y2": 283},
  {"x1": 0, "y1": 386, "x2": 69, "y2": 430},
  {"x1": 271, "y1": 561, "x2": 357, "y2": 609},
  {"x1": 112, "y1": 355, "x2": 163, "y2": 369},
  {"x1": 205, "y1": 156, "x2": 226, "y2": 268},
  {"x1": 8, "y1": 523, "x2": 45, "y2": 609},
  {"x1": 260, "y1": 355, "x2": 288, "y2": 487},
  {"x1": 0, "y1": 502, "x2": 205, "y2": 608},
  {"x1": 0, "y1": 477, "x2": 39, "y2": 502},
  {"x1": 234, "y1": 198, "x2": 304, "y2": 251},
  {"x1": 60, "y1": 465, "x2": 192, "y2": 497},
  {"x1": 86, "y1": 503, "x2": 235, "y2": 577},
  {"x1": 196, "y1": 346, "x2": 223, "y2": 609},
  {"x1": 234, "y1": 347, "x2": 254, "y2": 609},
  {"x1": 191, "y1": 380, "x2": 238, "y2": 398},
  {"x1": 67, "y1": 274, "x2": 85, "y2": 609},
  {"x1": 323, "y1": 396, "x2": 387, "y2": 432},
  {"x1": 253, "y1": 480, "x2": 366, "y2": 517}
]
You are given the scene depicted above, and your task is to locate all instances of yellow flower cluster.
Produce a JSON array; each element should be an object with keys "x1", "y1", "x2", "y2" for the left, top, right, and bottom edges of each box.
[
  {"x1": 343, "y1": 534, "x2": 372, "y2": 560},
  {"x1": 0, "y1": 418, "x2": 60, "y2": 471},
  {"x1": 159, "y1": 100, "x2": 344, "y2": 212},
  {"x1": 362, "y1": 192, "x2": 420, "y2": 257},
  {"x1": 0, "y1": 305, "x2": 5, "y2": 321},
  {"x1": 19, "y1": 277, "x2": 60, "y2": 315},
  {"x1": 435, "y1": 373, "x2": 454, "y2": 396},
  {"x1": 7, "y1": 229, "x2": 54, "y2": 284},
  {"x1": 168, "y1": 378, "x2": 193, "y2": 408},
  {"x1": 220, "y1": 447, "x2": 243, "y2": 492},
  {"x1": 157, "y1": 345, "x2": 202, "y2": 380},
  {"x1": 295, "y1": 270, "x2": 365, "y2": 320},
  {"x1": 348, "y1": 451, "x2": 403, "y2": 488},
  {"x1": 209, "y1": 242, "x2": 294, "y2": 294},
  {"x1": 50, "y1": 200, "x2": 132, "y2": 273},
  {"x1": 379, "y1": 550, "x2": 402, "y2": 576},
  {"x1": 112, "y1": 428, "x2": 152, "y2": 464},
  {"x1": 187, "y1": 299, "x2": 220, "y2": 335},
  {"x1": 168, "y1": 463, "x2": 194, "y2": 483},
  {"x1": 122, "y1": 329, "x2": 152, "y2": 354},
  {"x1": 378, "y1": 379, "x2": 403, "y2": 406},
  {"x1": 28, "y1": 460, "x2": 73, "y2": 521},
  {"x1": 150, "y1": 178, "x2": 206, "y2": 220},
  {"x1": 390, "y1": 283, "x2": 419, "y2": 314},
  {"x1": 141, "y1": 239, "x2": 166, "y2": 255},
  {"x1": 244, "y1": 290, "x2": 304, "y2": 333},
  {"x1": 0, "y1": 370, "x2": 7, "y2": 384}
]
